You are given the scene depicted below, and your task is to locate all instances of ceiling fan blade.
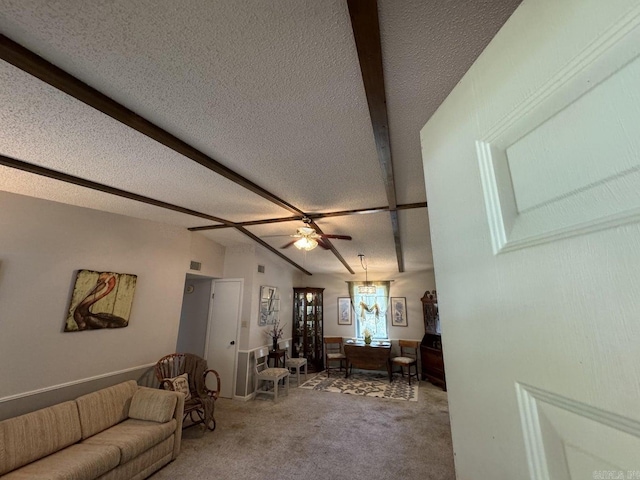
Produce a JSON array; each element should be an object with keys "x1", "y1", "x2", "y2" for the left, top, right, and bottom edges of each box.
[
  {"x1": 261, "y1": 234, "x2": 300, "y2": 238},
  {"x1": 319, "y1": 234, "x2": 352, "y2": 240},
  {"x1": 317, "y1": 238, "x2": 332, "y2": 250},
  {"x1": 280, "y1": 240, "x2": 297, "y2": 249}
]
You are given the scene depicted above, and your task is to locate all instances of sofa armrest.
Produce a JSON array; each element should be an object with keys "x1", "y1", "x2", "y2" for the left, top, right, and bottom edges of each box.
[{"x1": 172, "y1": 391, "x2": 184, "y2": 458}]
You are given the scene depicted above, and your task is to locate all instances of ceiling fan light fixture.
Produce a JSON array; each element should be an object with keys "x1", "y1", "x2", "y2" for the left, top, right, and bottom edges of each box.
[
  {"x1": 298, "y1": 226, "x2": 316, "y2": 236},
  {"x1": 294, "y1": 237, "x2": 318, "y2": 251}
]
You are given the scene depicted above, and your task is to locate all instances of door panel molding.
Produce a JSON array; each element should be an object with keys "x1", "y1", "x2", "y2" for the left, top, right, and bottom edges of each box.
[
  {"x1": 517, "y1": 383, "x2": 640, "y2": 479},
  {"x1": 477, "y1": 5, "x2": 640, "y2": 254}
]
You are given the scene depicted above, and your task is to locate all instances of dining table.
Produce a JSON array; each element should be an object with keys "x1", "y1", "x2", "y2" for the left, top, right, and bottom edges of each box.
[{"x1": 343, "y1": 340, "x2": 393, "y2": 382}]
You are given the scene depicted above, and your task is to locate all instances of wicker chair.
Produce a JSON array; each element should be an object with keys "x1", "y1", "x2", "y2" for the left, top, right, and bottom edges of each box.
[{"x1": 154, "y1": 353, "x2": 221, "y2": 430}]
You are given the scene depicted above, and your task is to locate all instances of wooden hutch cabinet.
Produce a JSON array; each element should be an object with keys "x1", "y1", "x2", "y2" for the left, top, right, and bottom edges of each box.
[
  {"x1": 292, "y1": 288, "x2": 324, "y2": 372},
  {"x1": 420, "y1": 290, "x2": 446, "y2": 390}
]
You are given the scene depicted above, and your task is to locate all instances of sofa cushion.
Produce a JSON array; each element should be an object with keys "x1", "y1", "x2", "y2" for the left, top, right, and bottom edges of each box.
[
  {"x1": 0, "y1": 443, "x2": 120, "y2": 480},
  {"x1": 0, "y1": 401, "x2": 82, "y2": 475},
  {"x1": 82, "y1": 418, "x2": 177, "y2": 464},
  {"x1": 76, "y1": 380, "x2": 138, "y2": 439},
  {"x1": 94, "y1": 436, "x2": 174, "y2": 480},
  {"x1": 128, "y1": 387, "x2": 177, "y2": 424}
]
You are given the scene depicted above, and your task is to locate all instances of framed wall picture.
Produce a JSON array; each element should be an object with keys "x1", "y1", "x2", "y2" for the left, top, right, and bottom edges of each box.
[
  {"x1": 391, "y1": 297, "x2": 408, "y2": 327},
  {"x1": 337, "y1": 297, "x2": 352, "y2": 325},
  {"x1": 259, "y1": 285, "x2": 279, "y2": 326},
  {"x1": 64, "y1": 270, "x2": 137, "y2": 331}
]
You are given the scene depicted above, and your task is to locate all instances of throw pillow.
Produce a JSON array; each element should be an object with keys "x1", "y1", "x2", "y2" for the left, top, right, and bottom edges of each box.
[{"x1": 166, "y1": 373, "x2": 191, "y2": 401}]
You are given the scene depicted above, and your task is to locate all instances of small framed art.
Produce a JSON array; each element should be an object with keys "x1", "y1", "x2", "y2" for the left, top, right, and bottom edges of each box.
[
  {"x1": 259, "y1": 285, "x2": 279, "y2": 326},
  {"x1": 337, "y1": 297, "x2": 352, "y2": 325},
  {"x1": 391, "y1": 297, "x2": 408, "y2": 327}
]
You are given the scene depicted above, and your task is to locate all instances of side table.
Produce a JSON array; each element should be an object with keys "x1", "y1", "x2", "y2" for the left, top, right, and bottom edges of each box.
[{"x1": 268, "y1": 349, "x2": 286, "y2": 368}]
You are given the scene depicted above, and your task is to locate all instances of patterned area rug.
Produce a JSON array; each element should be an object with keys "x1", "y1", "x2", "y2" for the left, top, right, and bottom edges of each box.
[{"x1": 299, "y1": 370, "x2": 418, "y2": 401}]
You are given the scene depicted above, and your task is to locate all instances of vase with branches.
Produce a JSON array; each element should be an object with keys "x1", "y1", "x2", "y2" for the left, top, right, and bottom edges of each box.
[{"x1": 265, "y1": 319, "x2": 285, "y2": 351}]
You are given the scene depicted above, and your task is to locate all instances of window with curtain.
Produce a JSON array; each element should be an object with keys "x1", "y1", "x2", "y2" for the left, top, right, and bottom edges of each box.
[{"x1": 347, "y1": 281, "x2": 390, "y2": 340}]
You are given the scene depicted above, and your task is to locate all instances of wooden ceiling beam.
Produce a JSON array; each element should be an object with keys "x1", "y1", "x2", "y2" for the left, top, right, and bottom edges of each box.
[
  {"x1": 0, "y1": 34, "x2": 353, "y2": 274},
  {"x1": 309, "y1": 201, "x2": 426, "y2": 218},
  {"x1": 0, "y1": 34, "x2": 304, "y2": 217},
  {"x1": 389, "y1": 210, "x2": 404, "y2": 272},
  {"x1": 0, "y1": 154, "x2": 314, "y2": 275},
  {"x1": 347, "y1": 0, "x2": 405, "y2": 272},
  {"x1": 1, "y1": 28, "x2": 416, "y2": 275},
  {"x1": 188, "y1": 202, "x2": 427, "y2": 231},
  {"x1": 190, "y1": 216, "x2": 303, "y2": 231},
  {"x1": 0, "y1": 154, "x2": 230, "y2": 224}
]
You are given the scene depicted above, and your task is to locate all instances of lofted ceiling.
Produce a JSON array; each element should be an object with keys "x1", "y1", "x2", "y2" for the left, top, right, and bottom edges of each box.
[{"x1": 0, "y1": 0, "x2": 521, "y2": 275}]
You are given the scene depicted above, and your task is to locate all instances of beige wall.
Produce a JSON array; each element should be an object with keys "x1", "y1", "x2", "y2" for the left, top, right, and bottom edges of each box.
[
  {"x1": 0, "y1": 191, "x2": 224, "y2": 406},
  {"x1": 0, "y1": 192, "x2": 431, "y2": 406},
  {"x1": 223, "y1": 243, "x2": 298, "y2": 351},
  {"x1": 189, "y1": 231, "x2": 225, "y2": 277}
]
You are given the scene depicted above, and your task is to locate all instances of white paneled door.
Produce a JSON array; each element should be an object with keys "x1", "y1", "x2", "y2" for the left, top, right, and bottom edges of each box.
[
  {"x1": 205, "y1": 279, "x2": 243, "y2": 399},
  {"x1": 420, "y1": 0, "x2": 640, "y2": 478}
]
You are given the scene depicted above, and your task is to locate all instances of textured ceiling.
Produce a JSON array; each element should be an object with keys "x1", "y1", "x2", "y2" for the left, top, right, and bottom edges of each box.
[{"x1": 0, "y1": 0, "x2": 521, "y2": 274}]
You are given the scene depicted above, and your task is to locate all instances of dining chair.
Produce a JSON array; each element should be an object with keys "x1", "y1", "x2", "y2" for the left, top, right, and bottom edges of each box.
[
  {"x1": 390, "y1": 340, "x2": 420, "y2": 385},
  {"x1": 324, "y1": 336, "x2": 346, "y2": 377},
  {"x1": 254, "y1": 346, "x2": 290, "y2": 402},
  {"x1": 281, "y1": 340, "x2": 308, "y2": 385}
]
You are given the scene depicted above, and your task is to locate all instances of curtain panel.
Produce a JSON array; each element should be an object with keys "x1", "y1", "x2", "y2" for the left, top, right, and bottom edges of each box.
[{"x1": 347, "y1": 281, "x2": 391, "y2": 339}]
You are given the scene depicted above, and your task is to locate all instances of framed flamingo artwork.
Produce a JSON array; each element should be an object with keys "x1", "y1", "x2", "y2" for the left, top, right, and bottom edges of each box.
[{"x1": 64, "y1": 270, "x2": 137, "y2": 332}]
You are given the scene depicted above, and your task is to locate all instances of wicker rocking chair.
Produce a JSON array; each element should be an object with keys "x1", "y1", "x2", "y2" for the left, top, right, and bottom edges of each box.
[{"x1": 154, "y1": 353, "x2": 221, "y2": 431}]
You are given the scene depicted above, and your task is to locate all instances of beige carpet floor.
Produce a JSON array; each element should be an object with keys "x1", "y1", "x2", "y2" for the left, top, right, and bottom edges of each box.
[{"x1": 151, "y1": 379, "x2": 455, "y2": 480}]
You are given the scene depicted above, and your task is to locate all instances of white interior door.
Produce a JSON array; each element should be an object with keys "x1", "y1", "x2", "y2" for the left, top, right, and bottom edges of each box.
[
  {"x1": 419, "y1": 0, "x2": 640, "y2": 478},
  {"x1": 204, "y1": 278, "x2": 242, "y2": 399}
]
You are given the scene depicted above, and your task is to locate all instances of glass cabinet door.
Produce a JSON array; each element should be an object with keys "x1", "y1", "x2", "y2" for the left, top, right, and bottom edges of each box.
[{"x1": 292, "y1": 288, "x2": 324, "y2": 371}]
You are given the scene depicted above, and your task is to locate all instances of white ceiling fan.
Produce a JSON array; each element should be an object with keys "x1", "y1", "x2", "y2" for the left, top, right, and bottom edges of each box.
[{"x1": 275, "y1": 217, "x2": 352, "y2": 251}]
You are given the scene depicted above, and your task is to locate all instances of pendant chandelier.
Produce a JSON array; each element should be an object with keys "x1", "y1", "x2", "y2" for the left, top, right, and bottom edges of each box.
[{"x1": 357, "y1": 254, "x2": 377, "y2": 294}]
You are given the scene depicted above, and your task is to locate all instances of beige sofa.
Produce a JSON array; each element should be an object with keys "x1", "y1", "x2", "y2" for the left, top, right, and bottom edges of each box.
[{"x1": 0, "y1": 380, "x2": 184, "y2": 479}]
